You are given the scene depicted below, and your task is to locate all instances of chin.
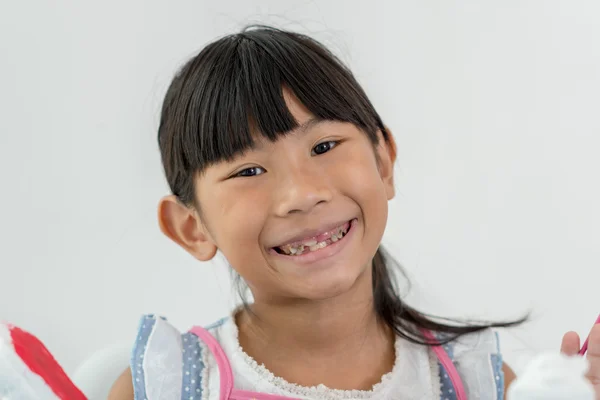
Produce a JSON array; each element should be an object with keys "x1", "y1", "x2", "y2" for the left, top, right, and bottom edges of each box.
[{"x1": 297, "y1": 264, "x2": 371, "y2": 301}]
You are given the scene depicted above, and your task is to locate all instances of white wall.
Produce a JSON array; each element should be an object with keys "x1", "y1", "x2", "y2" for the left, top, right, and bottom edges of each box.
[{"x1": 1, "y1": 0, "x2": 599, "y2": 376}]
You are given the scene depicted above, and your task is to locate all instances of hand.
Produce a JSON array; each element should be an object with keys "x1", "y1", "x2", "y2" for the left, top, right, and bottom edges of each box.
[{"x1": 561, "y1": 324, "x2": 600, "y2": 399}]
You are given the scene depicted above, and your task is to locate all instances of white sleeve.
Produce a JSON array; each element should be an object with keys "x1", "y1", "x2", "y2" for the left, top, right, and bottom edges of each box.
[
  {"x1": 452, "y1": 328, "x2": 504, "y2": 400},
  {"x1": 132, "y1": 315, "x2": 184, "y2": 400}
]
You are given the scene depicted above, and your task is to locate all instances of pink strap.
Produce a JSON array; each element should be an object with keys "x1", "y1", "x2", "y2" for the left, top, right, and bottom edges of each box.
[
  {"x1": 190, "y1": 326, "x2": 300, "y2": 400},
  {"x1": 421, "y1": 330, "x2": 467, "y2": 400},
  {"x1": 189, "y1": 326, "x2": 234, "y2": 400},
  {"x1": 229, "y1": 390, "x2": 301, "y2": 400},
  {"x1": 191, "y1": 326, "x2": 465, "y2": 400}
]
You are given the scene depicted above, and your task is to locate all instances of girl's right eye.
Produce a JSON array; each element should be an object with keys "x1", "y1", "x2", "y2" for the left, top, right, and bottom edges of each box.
[{"x1": 234, "y1": 166, "x2": 265, "y2": 178}]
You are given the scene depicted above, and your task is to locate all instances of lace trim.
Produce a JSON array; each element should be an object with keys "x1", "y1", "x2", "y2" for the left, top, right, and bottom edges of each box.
[{"x1": 223, "y1": 316, "x2": 403, "y2": 399}]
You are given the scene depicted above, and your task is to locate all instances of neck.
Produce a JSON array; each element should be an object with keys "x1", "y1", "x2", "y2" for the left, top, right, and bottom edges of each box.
[
  {"x1": 243, "y1": 289, "x2": 382, "y2": 351},
  {"x1": 236, "y1": 267, "x2": 396, "y2": 390}
]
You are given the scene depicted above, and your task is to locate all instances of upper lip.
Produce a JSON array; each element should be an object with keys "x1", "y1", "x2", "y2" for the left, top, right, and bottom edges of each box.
[{"x1": 269, "y1": 219, "x2": 352, "y2": 248}]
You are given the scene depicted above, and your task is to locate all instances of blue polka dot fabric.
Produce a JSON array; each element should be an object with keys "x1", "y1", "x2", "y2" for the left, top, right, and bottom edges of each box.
[
  {"x1": 491, "y1": 331, "x2": 505, "y2": 399},
  {"x1": 131, "y1": 315, "x2": 157, "y2": 397},
  {"x1": 180, "y1": 331, "x2": 204, "y2": 399},
  {"x1": 130, "y1": 315, "x2": 206, "y2": 400},
  {"x1": 437, "y1": 341, "x2": 458, "y2": 400},
  {"x1": 490, "y1": 354, "x2": 504, "y2": 399},
  {"x1": 436, "y1": 331, "x2": 505, "y2": 400}
]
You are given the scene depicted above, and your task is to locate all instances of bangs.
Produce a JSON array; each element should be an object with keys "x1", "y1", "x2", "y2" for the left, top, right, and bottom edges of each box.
[{"x1": 158, "y1": 26, "x2": 385, "y2": 198}]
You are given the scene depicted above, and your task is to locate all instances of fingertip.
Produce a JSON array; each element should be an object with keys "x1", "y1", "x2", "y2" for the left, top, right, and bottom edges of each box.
[
  {"x1": 561, "y1": 331, "x2": 581, "y2": 356},
  {"x1": 564, "y1": 330, "x2": 580, "y2": 340}
]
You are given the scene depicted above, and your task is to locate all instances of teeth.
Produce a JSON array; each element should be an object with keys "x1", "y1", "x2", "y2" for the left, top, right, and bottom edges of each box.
[
  {"x1": 310, "y1": 241, "x2": 327, "y2": 251},
  {"x1": 279, "y1": 223, "x2": 351, "y2": 256}
]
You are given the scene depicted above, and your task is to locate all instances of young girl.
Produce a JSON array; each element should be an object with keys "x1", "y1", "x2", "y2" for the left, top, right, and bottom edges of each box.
[{"x1": 110, "y1": 26, "x2": 600, "y2": 400}]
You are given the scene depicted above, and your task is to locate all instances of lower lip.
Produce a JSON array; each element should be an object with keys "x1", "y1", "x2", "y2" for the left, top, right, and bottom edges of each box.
[{"x1": 269, "y1": 219, "x2": 357, "y2": 265}]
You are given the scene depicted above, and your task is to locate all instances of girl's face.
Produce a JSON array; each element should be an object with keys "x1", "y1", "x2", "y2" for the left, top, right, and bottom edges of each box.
[{"x1": 192, "y1": 91, "x2": 395, "y2": 301}]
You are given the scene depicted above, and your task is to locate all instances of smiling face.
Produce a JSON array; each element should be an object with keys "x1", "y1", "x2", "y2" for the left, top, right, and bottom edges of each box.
[
  {"x1": 184, "y1": 91, "x2": 395, "y2": 302},
  {"x1": 156, "y1": 28, "x2": 396, "y2": 305}
]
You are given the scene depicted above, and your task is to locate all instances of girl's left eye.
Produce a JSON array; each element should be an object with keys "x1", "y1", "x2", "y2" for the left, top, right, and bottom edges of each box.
[
  {"x1": 235, "y1": 166, "x2": 265, "y2": 177},
  {"x1": 312, "y1": 141, "x2": 338, "y2": 156}
]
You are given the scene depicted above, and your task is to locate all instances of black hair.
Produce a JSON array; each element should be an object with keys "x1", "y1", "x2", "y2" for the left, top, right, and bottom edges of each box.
[{"x1": 158, "y1": 25, "x2": 526, "y2": 345}]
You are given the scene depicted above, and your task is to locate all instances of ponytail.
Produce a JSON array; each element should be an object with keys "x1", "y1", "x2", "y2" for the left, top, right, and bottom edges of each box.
[{"x1": 372, "y1": 246, "x2": 526, "y2": 345}]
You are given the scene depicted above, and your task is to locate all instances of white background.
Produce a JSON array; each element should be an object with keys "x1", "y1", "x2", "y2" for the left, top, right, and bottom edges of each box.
[{"x1": 1, "y1": 0, "x2": 598, "y2": 376}]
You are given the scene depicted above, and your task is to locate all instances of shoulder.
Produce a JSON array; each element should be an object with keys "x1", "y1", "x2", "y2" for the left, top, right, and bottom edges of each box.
[
  {"x1": 502, "y1": 362, "x2": 516, "y2": 398},
  {"x1": 108, "y1": 368, "x2": 133, "y2": 400},
  {"x1": 440, "y1": 328, "x2": 505, "y2": 399}
]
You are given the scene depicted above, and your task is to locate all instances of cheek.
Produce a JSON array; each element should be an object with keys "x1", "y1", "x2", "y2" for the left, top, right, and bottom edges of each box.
[
  {"x1": 213, "y1": 193, "x2": 279, "y2": 291},
  {"x1": 204, "y1": 186, "x2": 269, "y2": 259},
  {"x1": 332, "y1": 146, "x2": 389, "y2": 235},
  {"x1": 333, "y1": 146, "x2": 388, "y2": 203}
]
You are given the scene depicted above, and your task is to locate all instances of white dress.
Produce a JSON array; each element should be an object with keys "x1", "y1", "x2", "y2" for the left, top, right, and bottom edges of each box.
[{"x1": 132, "y1": 314, "x2": 505, "y2": 400}]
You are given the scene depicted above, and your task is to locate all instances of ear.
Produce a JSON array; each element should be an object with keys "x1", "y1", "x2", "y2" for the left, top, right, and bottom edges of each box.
[
  {"x1": 377, "y1": 127, "x2": 396, "y2": 201},
  {"x1": 157, "y1": 195, "x2": 218, "y2": 261}
]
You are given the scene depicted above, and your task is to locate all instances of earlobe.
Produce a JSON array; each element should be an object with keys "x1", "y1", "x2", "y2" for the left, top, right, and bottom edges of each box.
[{"x1": 157, "y1": 195, "x2": 218, "y2": 261}]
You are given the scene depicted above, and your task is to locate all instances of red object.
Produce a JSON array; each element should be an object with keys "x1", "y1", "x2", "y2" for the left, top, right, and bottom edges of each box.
[{"x1": 7, "y1": 324, "x2": 87, "y2": 400}]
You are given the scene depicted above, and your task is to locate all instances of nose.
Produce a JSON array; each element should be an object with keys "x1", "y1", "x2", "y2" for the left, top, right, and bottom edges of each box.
[{"x1": 273, "y1": 163, "x2": 333, "y2": 216}]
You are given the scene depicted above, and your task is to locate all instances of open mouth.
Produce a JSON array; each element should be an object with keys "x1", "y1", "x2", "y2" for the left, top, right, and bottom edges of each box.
[{"x1": 272, "y1": 220, "x2": 352, "y2": 257}]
